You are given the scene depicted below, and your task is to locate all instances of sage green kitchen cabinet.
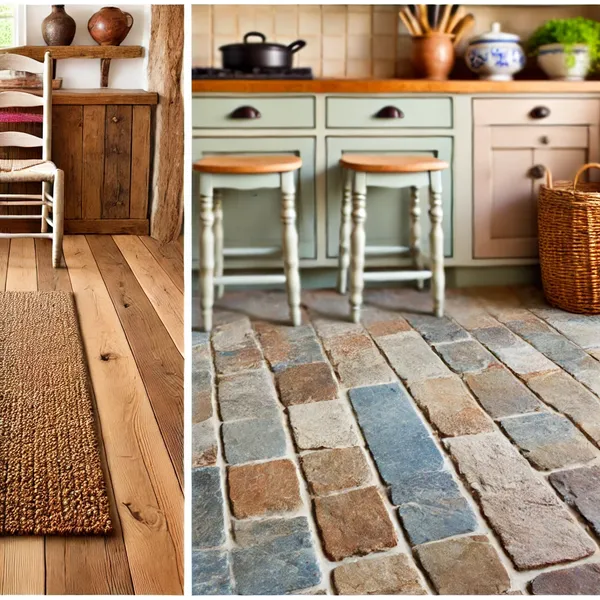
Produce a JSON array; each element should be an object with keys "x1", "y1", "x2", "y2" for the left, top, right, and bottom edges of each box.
[
  {"x1": 326, "y1": 136, "x2": 453, "y2": 259},
  {"x1": 191, "y1": 137, "x2": 317, "y2": 267}
]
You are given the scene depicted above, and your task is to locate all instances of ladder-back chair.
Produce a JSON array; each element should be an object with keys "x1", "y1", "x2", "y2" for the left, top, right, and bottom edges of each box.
[{"x1": 0, "y1": 52, "x2": 64, "y2": 267}]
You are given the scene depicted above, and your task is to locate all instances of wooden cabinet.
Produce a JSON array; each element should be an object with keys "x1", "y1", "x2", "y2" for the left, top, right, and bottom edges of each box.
[
  {"x1": 0, "y1": 90, "x2": 157, "y2": 235},
  {"x1": 473, "y1": 99, "x2": 599, "y2": 259}
]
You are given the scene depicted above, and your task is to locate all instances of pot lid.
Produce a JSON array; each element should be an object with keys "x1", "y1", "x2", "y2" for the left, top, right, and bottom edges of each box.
[{"x1": 469, "y1": 22, "x2": 520, "y2": 44}]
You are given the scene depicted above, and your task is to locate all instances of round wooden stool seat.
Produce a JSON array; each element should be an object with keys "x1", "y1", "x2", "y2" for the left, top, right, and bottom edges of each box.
[
  {"x1": 194, "y1": 154, "x2": 302, "y2": 175},
  {"x1": 340, "y1": 154, "x2": 448, "y2": 173}
]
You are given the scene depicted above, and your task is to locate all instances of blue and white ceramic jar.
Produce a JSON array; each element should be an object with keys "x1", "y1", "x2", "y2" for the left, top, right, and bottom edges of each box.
[{"x1": 465, "y1": 22, "x2": 526, "y2": 81}]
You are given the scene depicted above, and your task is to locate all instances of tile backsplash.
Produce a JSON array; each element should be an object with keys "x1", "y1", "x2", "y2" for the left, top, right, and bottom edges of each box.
[{"x1": 192, "y1": 4, "x2": 600, "y2": 78}]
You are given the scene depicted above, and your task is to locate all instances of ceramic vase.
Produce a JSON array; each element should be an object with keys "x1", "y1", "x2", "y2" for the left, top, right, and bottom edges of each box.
[
  {"x1": 537, "y1": 43, "x2": 590, "y2": 81},
  {"x1": 88, "y1": 6, "x2": 134, "y2": 46},
  {"x1": 411, "y1": 33, "x2": 455, "y2": 81},
  {"x1": 42, "y1": 5, "x2": 76, "y2": 46}
]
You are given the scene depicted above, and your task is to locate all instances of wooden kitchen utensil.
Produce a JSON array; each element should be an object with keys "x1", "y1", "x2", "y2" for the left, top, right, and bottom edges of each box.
[
  {"x1": 452, "y1": 13, "x2": 475, "y2": 46},
  {"x1": 417, "y1": 5, "x2": 432, "y2": 33},
  {"x1": 446, "y1": 6, "x2": 464, "y2": 35},
  {"x1": 400, "y1": 7, "x2": 423, "y2": 36},
  {"x1": 436, "y1": 4, "x2": 453, "y2": 32}
]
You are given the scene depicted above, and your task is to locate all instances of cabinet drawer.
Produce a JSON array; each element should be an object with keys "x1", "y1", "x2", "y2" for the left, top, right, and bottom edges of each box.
[
  {"x1": 474, "y1": 98, "x2": 600, "y2": 126},
  {"x1": 490, "y1": 126, "x2": 589, "y2": 149},
  {"x1": 192, "y1": 96, "x2": 315, "y2": 129},
  {"x1": 326, "y1": 97, "x2": 453, "y2": 128}
]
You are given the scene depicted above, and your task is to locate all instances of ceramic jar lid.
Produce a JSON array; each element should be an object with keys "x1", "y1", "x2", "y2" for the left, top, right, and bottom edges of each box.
[{"x1": 469, "y1": 22, "x2": 520, "y2": 44}]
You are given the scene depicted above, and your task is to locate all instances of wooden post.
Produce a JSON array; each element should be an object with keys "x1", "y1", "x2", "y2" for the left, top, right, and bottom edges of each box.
[{"x1": 147, "y1": 5, "x2": 184, "y2": 243}]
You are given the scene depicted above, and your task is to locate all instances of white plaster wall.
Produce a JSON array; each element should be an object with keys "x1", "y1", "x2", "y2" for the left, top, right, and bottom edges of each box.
[{"x1": 25, "y1": 4, "x2": 150, "y2": 89}]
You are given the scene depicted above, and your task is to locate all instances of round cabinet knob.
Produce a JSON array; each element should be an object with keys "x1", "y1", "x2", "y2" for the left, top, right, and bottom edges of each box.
[
  {"x1": 374, "y1": 106, "x2": 405, "y2": 119},
  {"x1": 529, "y1": 164, "x2": 546, "y2": 179},
  {"x1": 530, "y1": 106, "x2": 551, "y2": 119},
  {"x1": 229, "y1": 106, "x2": 261, "y2": 120},
  {"x1": 540, "y1": 135, "x2": 550, "y2": 145}
]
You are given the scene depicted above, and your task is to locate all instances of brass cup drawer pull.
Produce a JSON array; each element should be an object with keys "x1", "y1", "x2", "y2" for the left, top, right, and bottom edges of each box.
[
  {"x1": 374, "y1": 106, "x2": 405, "y2": 119},
  {"x1": 229, "y1": 106, "x2": 262, "y2": 120}
]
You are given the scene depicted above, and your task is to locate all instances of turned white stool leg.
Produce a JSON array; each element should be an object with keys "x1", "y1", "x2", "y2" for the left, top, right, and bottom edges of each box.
[
  {"x1": 281, "y1": 171, "x2": 301, "y2": 327},
  {"x1": 41, "y1": 181, "x2": 50, "y2": 233},
  {"x1": 349, "y1": 170, "x2": 367, "y2": 324},
  {"x1": 51, "y1": 170, "x2": 65, "y2": 268},
  {"x1": 213, "y1": 189, "x2": 224, "y2": 299},
  {"x1": 200, "y1": 174, "x2": 215, "y2": 332},
  {"x1": 410, "y1": 185, "x2": 424, "y2": 291},
  {"x1": 337, "y1": 168, "x2": 352, "y2": 294},
  {"x1": 429, "y1": 170, "x2": 445, "y2": 317}
]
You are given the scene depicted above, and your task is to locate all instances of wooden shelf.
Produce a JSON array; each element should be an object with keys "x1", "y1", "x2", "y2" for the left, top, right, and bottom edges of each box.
[{"x1": 0, "y1": 45, "x2": 144, "y2": 88}]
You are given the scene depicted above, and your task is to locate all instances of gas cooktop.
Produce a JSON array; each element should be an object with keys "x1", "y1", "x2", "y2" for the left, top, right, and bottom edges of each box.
[{"x1": 192, "y1": 67, "x2": 313, "y2": 80}]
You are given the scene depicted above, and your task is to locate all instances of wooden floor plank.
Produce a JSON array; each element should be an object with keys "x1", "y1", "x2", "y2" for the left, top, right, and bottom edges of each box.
[
  {"x1": 88, "y1": 235, "x2": 184, "y2": 487},
  {"x1": 139, "y1": 235, "x2": 184, "y2": 294},
  {"x1": 0, "y1": 239, "x2": 9, "y2": 290},
  {"x1": 63, "y1": 236, "x2": 183, "y2": 595},
  {"x1": 113, "y1": 235, "x2": 184, "y2": 355},
  {"x1": 38, "y1": 238, "x2": 134, "y2": 595},
  {"x1": 0, "y1": 237, "x2": 45, "y2": 595}
]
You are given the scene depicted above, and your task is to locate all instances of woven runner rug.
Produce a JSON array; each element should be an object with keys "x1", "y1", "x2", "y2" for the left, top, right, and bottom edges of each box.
[{"x1": 0, "y1": 291, "x2": 112, "y2": 535}]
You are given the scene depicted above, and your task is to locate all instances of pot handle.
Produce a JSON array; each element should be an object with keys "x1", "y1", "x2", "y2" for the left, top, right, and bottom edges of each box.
[
  {"x1": 124, "y1": 11, "x2": 134, "y2": 30},
  {"x1": 287, "y1": 40, "x2": 307, "y2": 54},
  {"x1": 243, "y1": 32, "x2": 267, "y2": 44}
]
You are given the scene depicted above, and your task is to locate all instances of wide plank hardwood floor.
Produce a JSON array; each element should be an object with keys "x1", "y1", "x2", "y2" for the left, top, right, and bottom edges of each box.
[{"x1": 0, "y1": 235, "x2": 184, "y2": 595}]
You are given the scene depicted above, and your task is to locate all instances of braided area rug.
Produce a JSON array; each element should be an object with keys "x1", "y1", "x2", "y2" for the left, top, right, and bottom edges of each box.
[{"x1": 0, "y1": 291, "x2": 112, "y2": 535}]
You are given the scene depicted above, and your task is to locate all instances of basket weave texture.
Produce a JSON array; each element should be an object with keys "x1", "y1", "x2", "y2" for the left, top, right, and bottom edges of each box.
[{"x1": 538, "y1": 163, "x2": 600, "y2": 314}]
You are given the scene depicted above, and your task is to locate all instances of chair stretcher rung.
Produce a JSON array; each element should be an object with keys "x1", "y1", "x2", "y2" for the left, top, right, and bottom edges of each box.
[
  {"x1": 215, "y1": 274, "x2": 286, "y2": 285},
  {"x1": 0, "y1": 214, "x2": 43, "y2": 219},
  {"x1": 0, "y1": 233, "x2": 52, "y2": 239},
  {"x1": 363, "y1": 270, "x2": 432, "y2": 282},
  {"x1": 365, "y1": 245, "x2": 411, "y2": 256},
  {"x1": 223, "y1": 247, "x2": 281, "y2": 257},
  {"x1": 0, "y1": 193, "x2": 43, "y2": 200}
]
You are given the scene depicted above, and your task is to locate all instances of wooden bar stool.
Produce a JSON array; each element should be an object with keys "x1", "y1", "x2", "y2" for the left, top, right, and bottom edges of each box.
[
  {"x1": 338, "y1": 155, "x2": 448, "y2": 322},
  {"x1": 194, "y1": 154, "x2": 303, "y2": 332}
]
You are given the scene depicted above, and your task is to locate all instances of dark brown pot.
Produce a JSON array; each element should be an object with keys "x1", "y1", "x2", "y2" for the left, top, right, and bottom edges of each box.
[
  {"x1": 42, "y1": 5, "x2": 76, "y2": 46},
  {"x1": 88, "y1": 6, "x2": 134, "y2": 46},
  {"x1": 411, "y1": 33, "x2": 455, "y2": 81}
]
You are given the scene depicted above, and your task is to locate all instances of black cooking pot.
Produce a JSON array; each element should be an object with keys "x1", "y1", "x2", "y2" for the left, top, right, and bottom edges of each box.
[{"x1": 220, "y1": 32, "x2": 306, "y2": 72}]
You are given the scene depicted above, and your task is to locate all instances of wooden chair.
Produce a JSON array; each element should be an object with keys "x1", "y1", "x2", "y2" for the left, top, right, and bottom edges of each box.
[
  {"x1": 194, "y1": 154, "x2": 303, "y2": 332},
  {"x1": 338, "y1": 155, "x2": 448, "y2": 322},
  {"x1": 0, "y1": 52, "x2": 64, "y2": 267}
]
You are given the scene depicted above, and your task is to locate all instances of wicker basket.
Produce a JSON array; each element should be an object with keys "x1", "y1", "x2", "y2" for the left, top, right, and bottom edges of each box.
[{"x1": 538, "y1": 163, "x2": 600, "y2": 314}]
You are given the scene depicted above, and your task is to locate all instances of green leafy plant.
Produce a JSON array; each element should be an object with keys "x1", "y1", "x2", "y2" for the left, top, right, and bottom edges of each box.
[{"x1": 527, "y1": 17, "x2": 600, "y2": 71}]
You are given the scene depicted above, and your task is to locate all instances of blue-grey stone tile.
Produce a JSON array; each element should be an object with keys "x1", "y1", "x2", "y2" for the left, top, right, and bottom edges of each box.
[
  {"x1": 436, "y1": 339, "x2": 499, "y2": 374},
  {"x1": 192, "y1": 467, "x2": 226, "y2": 548},
  {"x1": 404, "y1": 314, "x2": 470, "y2": 344},
  {"x1": 222, "y1": 417, "x2": 287, "y2": 465},
  {"x1": 218, "y1": 368, "x2": 280, "y2": 421},
  {"x1": 231, "y1": 517, "x2": 322, "y2": 594},
  {"x1": 192, "y1": 550, "x2": 233, "y2": 595}
]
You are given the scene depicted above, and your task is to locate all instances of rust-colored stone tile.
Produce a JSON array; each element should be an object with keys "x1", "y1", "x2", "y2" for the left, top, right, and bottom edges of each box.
[{"x1": 276, "y1": 362, "x2": 338, "y2": 406}]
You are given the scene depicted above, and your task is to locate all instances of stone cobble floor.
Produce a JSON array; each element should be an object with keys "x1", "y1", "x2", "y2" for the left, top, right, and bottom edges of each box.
[{"x1": 192, "y1": 286, "x2": 600, "y2": 595}]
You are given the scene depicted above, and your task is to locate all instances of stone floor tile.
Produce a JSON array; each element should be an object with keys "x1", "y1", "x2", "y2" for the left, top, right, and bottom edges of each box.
[
  {"x1": 376, "y1": 331, "x2": 450, "y2": 384},
  {"x1": 288, "y1": 400, "x2": 359, "y2": 451},
  {"x1": 192, "y1": 362, "x2": 212, "y2": 424},
  {"x1": 192, "y1": 550, "x2": 233, "y2": 595},
  {"x1": 218, "y1": 368, "x2": 280, "y2": 421},
  {"x1": 313, "y1": 486, "x2": 397, "y2": 560},
  {"x1": 436, "y1": 339, "x2": 499, "y2": 374},
  {"x1": 549, "y1": 465, "x2": 600, "y2": 537},
  {"x1": 221, "y1": 417, "x2": 287, "y2": 465},
  {"x1": 530, "y1": 563, "x2": 600, "y2": 595},
  {"x1": 332, "y1": 553, "x2": 427, "y2": 595},
  {"x1": 231, "y1": 517, "x2": 322, "y2": 594},
  {"x1": 527, "y1": 370, "x2": 600, "y2": 444},
  {"x1": 361, "y1": 307, "x2": 412, "y2": 338},
  {"x1": 276, "y1": 362, "x2": 338, "y2": 407},
  {"x1": 192, "y1": 330, "x2": 210, "y2": 347},
  {"x1": 446, "y1": 432, "x2": 596, "y2": 569},
  {"x1": 409, "y1": 376, "x2": 495, "y2": 437},
  {"x1": 415, "y1": 535, "x2": 511, "y2": 595},
  {"x1": 500, "y1": 412, "x2": 598, "y2": 470},
  {"x1": 321, "y1": 331, "x2": 396, "y2": 388},
  {"x1": 591, "y1": 348, "x2": 600, "y2": 361},
  {"x1": 228, "y1": 459, "x2": 302, "y2": 519},
  {"x1": 300, "y1": 447, "x2": 371, "y2": 495},
  {"x1": 464, "y1": 366, "x2": 545, "y2": 419},
  {"x1": 530, "y1": 307, "x2": 600, "y2": 351},
  {"x1": 444, "y1": 291, "x2": 500, "y2": 330},
  {"x1": 192, "y1": 420, "x2": 217, "y2": 467},
  {"x1": 192, "y1": 467, "x2": 225, "y2": 548},
  {"x1": 473, "y1": 326, "x2": 558, "y2": 376},
  {"x1": 212, "y1": 318, "x2": 264, "y2": 375},
  {"x1": 404, "y1": 313, "x2": 471, "y2": 344}
]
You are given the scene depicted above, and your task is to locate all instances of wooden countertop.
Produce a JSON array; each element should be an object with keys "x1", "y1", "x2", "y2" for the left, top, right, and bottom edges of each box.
[
  {"x1": 52, "y1": 89, "x2": 158, "y2": 105},
  {"x1": 192, "y1": 78, "x2": 600, "y2": 94}
]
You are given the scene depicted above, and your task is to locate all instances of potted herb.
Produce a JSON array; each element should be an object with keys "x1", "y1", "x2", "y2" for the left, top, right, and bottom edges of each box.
[{"x1": 527, "y1": 17, "x2": 600, "y2": 81}]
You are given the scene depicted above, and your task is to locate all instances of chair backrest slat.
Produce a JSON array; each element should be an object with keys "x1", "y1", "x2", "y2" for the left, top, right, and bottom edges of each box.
[
  {"x1": 0, "y1": 91, "x2": 44, "y2": 108},
  {"x1": 0, "y1": 54, "x2": 45, "y2": 74},
  {"x1": 0, "y1": 131, "x2": 43, "y2": 148}
]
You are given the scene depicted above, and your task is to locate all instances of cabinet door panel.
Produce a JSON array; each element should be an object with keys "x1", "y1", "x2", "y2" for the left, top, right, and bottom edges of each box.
[
  {"x1": 192, "y1": 137, "x2": 316, "y2": 266},
  {"x1": 326, "y1": 136, "x2": 453, "y2": 259}
]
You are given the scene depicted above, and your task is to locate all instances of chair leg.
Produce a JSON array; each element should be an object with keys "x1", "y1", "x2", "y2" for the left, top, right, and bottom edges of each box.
[
  {"x1": 214, "y1": 189, "x2": 224, "y2": 299},
  {"x1": 51, "y1": 171, "x2": 64, "y2": 268},
  {"x1": 41, "y1": 181, "x2": 49, "y2": 233},
  {"x1": 200, "y1": 174, "x2": 215, "y2": 332},
  {"x1": 410, "y1": 185, "x2": 424, "y2": 291},
  {"x1": 429, "y1": 170, "x2": 445, "y2": 317},
  {"x1": 281, "y1": 170, "x2": 301, "y2": 327},
  {"x1": 337, "y1": 168, "x2": 352, "y2": 294},
  {"x1": 349, "y1": 171, "x2": 367, "y2": 324}
]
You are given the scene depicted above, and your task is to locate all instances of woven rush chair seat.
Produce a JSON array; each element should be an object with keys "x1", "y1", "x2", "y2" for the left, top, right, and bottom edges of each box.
[{"x1": 0, "y1": 159, "x2": 56, "y2": 182}]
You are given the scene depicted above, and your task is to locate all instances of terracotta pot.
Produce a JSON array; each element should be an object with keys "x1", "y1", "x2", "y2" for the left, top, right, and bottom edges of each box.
[
  {"x1": 411, "y1": 33, "x2": 455, "y2": 81},
  {"x1": 88, "y1": 6, "x2": 134, "y2": 46},
  {"x1": 42, "y1": 5, "x2": 76, "y2": 46}
]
